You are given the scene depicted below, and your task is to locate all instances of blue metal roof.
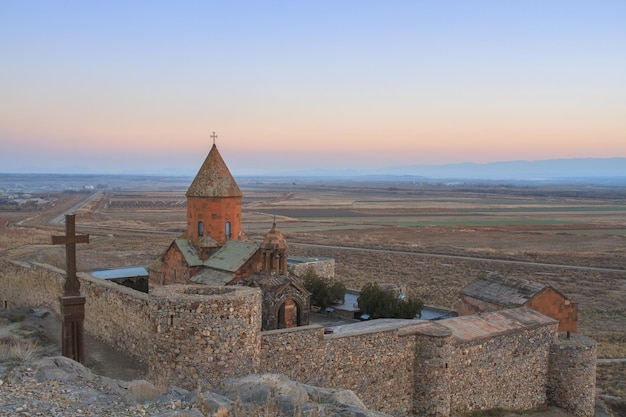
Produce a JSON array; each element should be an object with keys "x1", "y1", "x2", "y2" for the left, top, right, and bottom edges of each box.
[{"x1": 91, "y1": 267, "x2": 148, "y2": 280}]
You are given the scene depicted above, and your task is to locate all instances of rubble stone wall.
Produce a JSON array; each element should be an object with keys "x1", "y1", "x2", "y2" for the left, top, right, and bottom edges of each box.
[
  {"x1": 0, "y1": 258, "x2": 597, "y2": 417},
  {"x1": 0, "y1": 259, "x2": 152, "y2": 362},
  {"x1": 288, "y1": 258, "x2": 335, "y2": 278},
  {"x1": 261, "y1": 324, "x2": 416, "y2": 416},
  {"x1": 149, "y1": 285, "x2": 262, "y2": 391},
  {"x1": 548, "y1": 333, "x2": 597, "y2": 417},
  {"x1": 448, "y1": 324, "x2": 557, "y2": 414}
]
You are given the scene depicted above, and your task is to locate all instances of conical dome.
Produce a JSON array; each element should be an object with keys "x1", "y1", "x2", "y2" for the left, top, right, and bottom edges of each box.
[
  {"x1": 186, "y1": 144, "x2": 242, "y2": 198},
  {"x1": 262, "y1": 222, "x2": 288, "y2": 251}
]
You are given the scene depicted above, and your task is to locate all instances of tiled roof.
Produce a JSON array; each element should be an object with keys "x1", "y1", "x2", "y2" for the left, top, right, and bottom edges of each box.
[
  {"x1": 174, "y1": 239, "x2": 204, "y2": 267},
  {"x1": 204, "y1": 240, "x2": 259, "y2": 272},
  {"x1": 186, "y1": 144, "x2": 242, "y2": 198},
  {"x1": 190, "y1": 268, "x2": 236, "y2": 286},
  {"x1": 461, "y1": 272, "x2": 547, "y2": 307},
  {"x1": 261, "y1": 223, "x2": 288, "y2": 251}
]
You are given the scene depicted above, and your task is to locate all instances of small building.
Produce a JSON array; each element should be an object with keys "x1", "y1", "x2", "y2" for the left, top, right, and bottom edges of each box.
[
  {"x1": 287, "y1": 255, "x2": 335, "y2": 278},
  {"x1": 458, "y1": 272, "x2": 577, "y2": 332},
  {"x1": 91, "y1": 266, "x2": 149, "y2": 293}
]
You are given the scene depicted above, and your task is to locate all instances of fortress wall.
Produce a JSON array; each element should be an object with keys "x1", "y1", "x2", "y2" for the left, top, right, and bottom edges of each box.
[
  {"x1": 0, "y1": 259, "x2": 64, "y2": 313},
  {"x1": 410, "y1": 323, "x2": 453, "y2": 417},
  {"x1": 548, "y1": 333, "x2": 597, "y2": 417},
  {"x1": 149, "y1": 285, "x2": 262, "y2": 391},
  {"x1": 79, "y1": 272, "x2": 151, "y2": 362},
  {"x1": 448, "y1": 324, "x2": 557, "y2": 414},
  {"x1": 261, "y1": 324, "x2": 416, "y2": 416},
  {"x1": 289, "y1": 258, "x2": 335, "y2": 278},
  {"x1": 0, "y1": 259, "x2": 152, "y2": 363}
]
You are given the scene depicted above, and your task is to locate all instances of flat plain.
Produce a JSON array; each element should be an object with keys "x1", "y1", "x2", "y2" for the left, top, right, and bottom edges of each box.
[{"x1": 1, "y1": 175, "x2": 625, "y2": 398}]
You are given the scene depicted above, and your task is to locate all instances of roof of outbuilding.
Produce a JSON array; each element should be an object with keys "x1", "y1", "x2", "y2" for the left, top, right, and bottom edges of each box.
[
  {"x1": 186, "y1": 144, "x2": 242, "y2": 198},
  {"x1": 434, "y1": 307, "x2": 557, "y2": 344},
  {"x1": 91, "y1": 267, "x2": 149, "y2": 280},
  {"x1": 460, "y1": 272, "x2": 548, "y2": 307}
]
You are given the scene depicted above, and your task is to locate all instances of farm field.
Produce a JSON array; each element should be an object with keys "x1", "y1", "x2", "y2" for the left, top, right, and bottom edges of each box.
[{"x1": 1, "y1": 177, "x2": 625, "y2": 398}]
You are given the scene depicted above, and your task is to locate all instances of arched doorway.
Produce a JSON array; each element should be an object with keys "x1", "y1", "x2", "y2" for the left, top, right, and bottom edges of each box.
[{"x1": 277, "y1": 299, "x2": 299, "y2": 329}]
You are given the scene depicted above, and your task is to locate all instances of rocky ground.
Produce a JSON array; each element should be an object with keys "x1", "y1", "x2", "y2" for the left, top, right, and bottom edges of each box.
[
  {"x1": 0, "y1": 307, "x2": 391, "y2": 416},
  {"x1": 1, "y1": 307, "x2": 623, "y2": 417}
]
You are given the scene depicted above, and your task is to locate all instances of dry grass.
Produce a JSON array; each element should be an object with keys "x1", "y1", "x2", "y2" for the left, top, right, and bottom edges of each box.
[
  {"x1": 0, "y1": 337, "x2": 43, "y2": 362},
  {"x1": 597, "y1": 363, "x2": 626, "y2": 398}
]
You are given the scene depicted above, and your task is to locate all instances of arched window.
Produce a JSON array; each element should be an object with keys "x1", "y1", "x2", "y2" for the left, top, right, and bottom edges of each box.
[
  {"x1": 198, "y1": 221, "x2": 204, "y2": 237},
  {"x1": 225, "y1": 221, "x2": 231, "y2": 239}
]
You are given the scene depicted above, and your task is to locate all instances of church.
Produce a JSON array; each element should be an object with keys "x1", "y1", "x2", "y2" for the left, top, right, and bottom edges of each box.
[{"x1": 148, "y1": 141, "x2": 310, "y2": 330}]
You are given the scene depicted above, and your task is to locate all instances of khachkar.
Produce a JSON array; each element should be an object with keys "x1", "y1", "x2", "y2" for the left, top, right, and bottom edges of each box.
[{"x1": 51, "y1": 214, "x2": 89, "y2": 363}]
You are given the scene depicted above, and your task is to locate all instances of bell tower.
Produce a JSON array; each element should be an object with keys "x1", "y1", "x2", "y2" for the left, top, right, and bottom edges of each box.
[
  {"x1": 261, "y1": 222, "x2": 288, "y2": 275},
  {"x1": 185, "y1": 136, "x2": 242, "y2": 246}
]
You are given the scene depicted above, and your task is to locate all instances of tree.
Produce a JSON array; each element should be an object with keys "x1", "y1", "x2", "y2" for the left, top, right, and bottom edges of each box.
[
  {"x1": 302, "y1": 267, "x2": 346, "y2": 309},
  {"x1": 358, "y1": 282, "x2": 423, "y2": 319}
]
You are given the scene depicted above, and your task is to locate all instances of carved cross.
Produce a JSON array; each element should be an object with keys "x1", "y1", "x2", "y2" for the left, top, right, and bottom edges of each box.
[{"x1": 51, "y1": 214, "x2": 89, "y2": 296}]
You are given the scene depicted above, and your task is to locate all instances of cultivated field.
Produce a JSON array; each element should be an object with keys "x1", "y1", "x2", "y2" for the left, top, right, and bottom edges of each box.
[{"x1": 1, "y1": 177, "x2": 625, "y2": 398}]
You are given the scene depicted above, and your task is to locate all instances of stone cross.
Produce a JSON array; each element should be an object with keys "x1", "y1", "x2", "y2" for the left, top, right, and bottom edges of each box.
[
  {"x1": 51, "y1": 214, "x2": 89, "y2": 363},
  {"x1": 52, "y1": 214, "x2": 89, "y2": 296}
]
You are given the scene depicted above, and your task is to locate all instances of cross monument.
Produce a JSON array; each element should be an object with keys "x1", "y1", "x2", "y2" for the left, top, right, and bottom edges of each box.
[{"x1": 51, "y1": 214, "x2": 89, "y2": 363}]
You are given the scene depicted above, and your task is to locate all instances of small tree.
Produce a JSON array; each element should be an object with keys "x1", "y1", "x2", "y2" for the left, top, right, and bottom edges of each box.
[
  {"x1": 302, "y1": 267, "x2": 346, "y2": 309},
  {"x1": 358, "y1": 282, "x2": 423, "y2": 319}
]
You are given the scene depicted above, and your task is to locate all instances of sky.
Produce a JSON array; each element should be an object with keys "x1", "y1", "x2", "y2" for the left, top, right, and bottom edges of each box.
[{"x1": 1, "y1": 1, "x2": 625, "y2": 176}]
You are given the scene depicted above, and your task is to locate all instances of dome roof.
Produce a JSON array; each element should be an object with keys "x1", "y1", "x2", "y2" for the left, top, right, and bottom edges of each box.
[{"x1": 186, "y1": 144, "x2": 242, "y2": 198}]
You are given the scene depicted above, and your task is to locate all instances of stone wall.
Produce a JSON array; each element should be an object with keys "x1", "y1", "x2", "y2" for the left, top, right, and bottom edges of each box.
[
  {"x1": 260, "y1": 323, "x2": 415, "y2": 416},
  {"x1": 0, "y1": 259, "x2": 152, "y2": 363},
  {"x1": 149, "y1": 285, "x2": 262, "y2": 391},
  {"x1": 409, "y1": 322, "x2": 453, "y2": 417},
  {"x1": 288, "y1": 256, "x2": 335, "y2": 278},
  {"x1": 0, "y1": 258, "x2": 597, "y2": 417},
  {"x1": 548, "y1": 333, "x2": 597, "y2": 417},
  {"x1": 449, "y1": 326, "x2": 555, "y2": 413}
]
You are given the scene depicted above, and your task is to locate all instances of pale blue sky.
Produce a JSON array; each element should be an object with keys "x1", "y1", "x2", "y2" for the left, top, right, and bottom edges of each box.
[{"x1": 1, "y1": 1, "x2": 625, "y2": 175}]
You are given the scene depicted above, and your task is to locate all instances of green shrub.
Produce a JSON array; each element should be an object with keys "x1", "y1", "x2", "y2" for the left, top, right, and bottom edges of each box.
[
  {"x1": 302, "y1": 267, "x2": 346, "y2": 309},
  {"x1": 358, "y1": 282, "x2": 423, "y2": 319}
]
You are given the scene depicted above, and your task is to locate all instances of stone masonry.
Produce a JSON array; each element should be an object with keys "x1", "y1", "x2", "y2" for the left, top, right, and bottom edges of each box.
[{"x1": 0, "y1": 258, "x2": 597, "y2": 417}]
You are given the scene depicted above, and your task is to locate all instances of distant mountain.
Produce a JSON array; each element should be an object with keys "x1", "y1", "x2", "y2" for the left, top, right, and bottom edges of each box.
[
  {"x1": 384, "y1": 158, "x2": 626, "y2": 180},
  {"x1": 267, "y1": 158, "x2": 626, "y2": 182}
]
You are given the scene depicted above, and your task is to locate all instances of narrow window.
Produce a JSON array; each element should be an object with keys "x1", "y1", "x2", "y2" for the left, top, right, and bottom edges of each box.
[
  {"x1": 225, "y1": 221, "x2": 231, "y2": 238},
  {"x1": 198, "y1": 221, "x2": 204, "y2": 237},
  {"x1": 173, "y1": 269, "x2": 177, "y2": 282}
]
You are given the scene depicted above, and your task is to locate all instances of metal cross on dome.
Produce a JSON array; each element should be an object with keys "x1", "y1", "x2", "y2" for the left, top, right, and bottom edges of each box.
[{"x1": 211, "y1": 131, "x2": 218, "y2": 145}]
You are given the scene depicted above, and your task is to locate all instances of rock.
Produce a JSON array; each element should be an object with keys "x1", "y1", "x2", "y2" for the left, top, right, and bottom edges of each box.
[
  {"x1": 220, "y1": 373, "x2": 310, "y2": 414},
  {"x1": 218, "y1": 373, "x2": 392, "y2": 417}
]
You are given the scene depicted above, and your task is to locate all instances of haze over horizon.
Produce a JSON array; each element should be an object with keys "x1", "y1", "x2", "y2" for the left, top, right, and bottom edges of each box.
[{"x1": 1, "y1": 1, "x2": 625, "y2": 177}]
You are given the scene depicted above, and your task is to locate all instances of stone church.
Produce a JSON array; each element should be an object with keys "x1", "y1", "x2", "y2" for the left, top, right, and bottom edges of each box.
[{"x1": 149, "y1": 143, "x2": 310, "y2": 330}]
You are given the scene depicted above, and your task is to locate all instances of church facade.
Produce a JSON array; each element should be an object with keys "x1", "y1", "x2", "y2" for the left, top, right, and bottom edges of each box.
[{"x1": 149, "y1": 143, "x2": 310, "y2": 330}]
